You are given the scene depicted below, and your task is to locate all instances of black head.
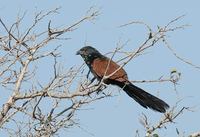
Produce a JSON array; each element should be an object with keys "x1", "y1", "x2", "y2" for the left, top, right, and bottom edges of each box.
[{"x1": 76, "y1": 46, "x2": 103, "y2": 64}]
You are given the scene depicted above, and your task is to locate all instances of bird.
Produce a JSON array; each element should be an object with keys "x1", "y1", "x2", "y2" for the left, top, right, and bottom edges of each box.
[{"x1": 76, "y1": 46, "x2": 169, "y2": 113}]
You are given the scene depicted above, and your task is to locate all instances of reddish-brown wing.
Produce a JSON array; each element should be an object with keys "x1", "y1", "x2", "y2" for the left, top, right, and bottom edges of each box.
[{"x1": 92, "y1": 57, "x2": 128, "y2": 82}]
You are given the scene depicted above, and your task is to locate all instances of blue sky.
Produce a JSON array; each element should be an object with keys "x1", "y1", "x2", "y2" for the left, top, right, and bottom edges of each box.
[{"x1": 0, "y1": 0, "x2": 200, "y2": 136}]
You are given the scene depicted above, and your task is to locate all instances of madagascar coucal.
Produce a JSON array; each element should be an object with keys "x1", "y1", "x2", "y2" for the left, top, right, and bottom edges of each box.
[{"x1": 76, "y1": 46, "x2": 169, "y2": 113}]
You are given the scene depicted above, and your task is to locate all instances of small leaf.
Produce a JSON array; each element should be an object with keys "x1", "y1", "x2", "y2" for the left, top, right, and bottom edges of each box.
[
  {"x1": 170, "y1": 68, "x2": 177, "y2": 74},
  {"x1": 153, "y1": 134, "x2": 159, "y2": 137}
]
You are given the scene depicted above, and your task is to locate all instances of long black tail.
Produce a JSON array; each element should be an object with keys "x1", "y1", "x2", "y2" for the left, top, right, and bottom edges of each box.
[{"x1": 120, "y1": 82, "x2": 169, "y2": 113}]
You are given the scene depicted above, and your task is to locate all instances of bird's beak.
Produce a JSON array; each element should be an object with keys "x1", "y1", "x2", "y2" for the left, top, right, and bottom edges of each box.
[{"x1": 76, "y1": 50, "x2": 81, "y2": 55}]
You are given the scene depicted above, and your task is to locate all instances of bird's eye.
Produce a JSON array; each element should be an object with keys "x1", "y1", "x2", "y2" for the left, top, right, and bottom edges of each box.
[
  {"x1": 83, "y1": 50, "x2": 89, "y2": 55},
  {"x1": 81, "y1": 49, "x2": 85, "y2": 54}
]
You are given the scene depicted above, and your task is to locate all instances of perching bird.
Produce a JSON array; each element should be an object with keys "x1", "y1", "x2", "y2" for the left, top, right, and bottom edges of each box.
[{"x1": 76, "y1": 46, "x2": 169, "y2": 113}]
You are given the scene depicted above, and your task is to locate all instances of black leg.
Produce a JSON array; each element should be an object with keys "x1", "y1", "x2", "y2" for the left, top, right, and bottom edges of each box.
[
  {"x1": 86, "y1": 70, "x2": 91, "y2": 79},
  {"x1": 87, "y1": 76, "x2": 96, "y2": 87}
]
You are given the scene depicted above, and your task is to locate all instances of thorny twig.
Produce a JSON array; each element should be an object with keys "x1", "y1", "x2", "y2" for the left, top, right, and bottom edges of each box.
[
  {"x1": 0, "y1": 8, "x2": 101, "y2": 134},
  {"x1": 140, "y1": 106, "x2": 190, "y2": 136}
]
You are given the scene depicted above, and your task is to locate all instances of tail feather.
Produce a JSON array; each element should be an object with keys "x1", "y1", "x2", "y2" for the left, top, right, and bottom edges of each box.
[{"x1": 122, "y1": 82, "x2": 169, "y2": 113}]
